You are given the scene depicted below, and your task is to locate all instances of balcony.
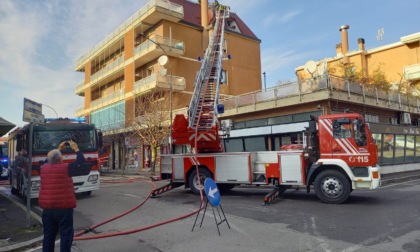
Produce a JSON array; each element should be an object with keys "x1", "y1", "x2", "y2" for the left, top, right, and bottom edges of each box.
[
  {"x1": 75, "y1": 106, "x2": 85, "y2": 118},
  {"x1": 90, "y1": 89, "x2": 125, "y2": 110},
  {"x1": 75, "y1": 80, "x2": 86, "y2": 96},
  {"x1": 75, "y1": 0, "x2": 184, "y2": 71},
  {"x1": 134, "y1": 35, "x2": 184, "y2": 66},
  {"x1": 219, "y1": 75, "x2": 420, "y2": 117},
  {"x1": 134, "y1": 73, "x2": 185, "y2": 95}
]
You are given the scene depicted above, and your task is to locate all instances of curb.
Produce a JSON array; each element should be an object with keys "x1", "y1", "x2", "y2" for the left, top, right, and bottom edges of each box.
[{"x1": 0, "y1": 189, "x2": 43, "y2": 252}]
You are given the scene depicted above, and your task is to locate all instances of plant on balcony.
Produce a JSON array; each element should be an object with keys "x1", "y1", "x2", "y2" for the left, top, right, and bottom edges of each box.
[{"x1": 332, "y1": 62, "x2": 391, "y2": 91}]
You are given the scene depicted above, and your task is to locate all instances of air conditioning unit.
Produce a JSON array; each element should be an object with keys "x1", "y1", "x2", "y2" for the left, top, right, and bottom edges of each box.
[{"x1": 400, "y1": 112, "x2": 411, "y2": 124}]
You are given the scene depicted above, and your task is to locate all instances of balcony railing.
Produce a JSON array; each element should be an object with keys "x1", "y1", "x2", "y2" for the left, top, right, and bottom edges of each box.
[
  {"x1": 90, "y1": 89, "x2": 125, "y2": 108},
  {"x1": 90, "y1": 56, "x2": 125, "y2": 82},
  {"x1": 220, "y1": 75, "x2": 420, "y2": 113},
  {"x1": 75, "y1": 106, "x2": 85, "y2": 117},
  {"x1": 134, "y1": 35, "x2": 185, "y2": 56},
  {"x1": 134, "y1": 73, "x2": 185, "y2": 94},
  {"x1": 75, "y1": 80, "x2": 86, "y2": 95},
  {"x1": 75, "y1": 0, "x2": 183, "y2": 68}
]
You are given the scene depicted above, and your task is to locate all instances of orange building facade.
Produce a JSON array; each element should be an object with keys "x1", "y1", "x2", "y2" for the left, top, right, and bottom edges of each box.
[{"x1": 74, "y1": 0, "x2": 261, "y2": 169}]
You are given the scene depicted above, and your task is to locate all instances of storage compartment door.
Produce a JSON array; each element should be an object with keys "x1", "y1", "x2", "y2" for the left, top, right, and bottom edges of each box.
[{"x1": 280, "y1": 153, "x2": 303, "y2": 184}]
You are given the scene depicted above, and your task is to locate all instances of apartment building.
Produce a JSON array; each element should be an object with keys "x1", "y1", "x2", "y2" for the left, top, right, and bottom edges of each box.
[{"x1": 74, "y1": 0, "x2": 261, "y2": 168}]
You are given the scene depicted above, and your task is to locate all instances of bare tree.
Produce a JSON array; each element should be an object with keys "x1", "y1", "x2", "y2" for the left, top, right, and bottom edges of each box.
[{"x1": 131, "y1": 90, "x2": 171, "y2": 174}]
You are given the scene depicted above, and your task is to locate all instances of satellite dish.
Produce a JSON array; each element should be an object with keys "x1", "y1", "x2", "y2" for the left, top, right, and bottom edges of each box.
[
  {"x1": 158, "y1": 55, "x2": 169, "y2": 66},
  {"x1": 304, "y1": 60, "x2": 317, "y2": 74}
]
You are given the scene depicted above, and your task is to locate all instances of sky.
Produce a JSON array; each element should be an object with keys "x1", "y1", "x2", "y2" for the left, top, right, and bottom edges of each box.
[{"x1": 1, "y1": 0, "x2": 419, "y2": 136}]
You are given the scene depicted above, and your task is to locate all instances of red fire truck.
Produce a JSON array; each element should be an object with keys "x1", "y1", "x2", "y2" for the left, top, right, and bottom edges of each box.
[
  {"x1": 8, "y1": 118, "x2": 104, "y2": 199},
  {"x1": 155, "y1": 8, "x2": 381, "y2": 204}
]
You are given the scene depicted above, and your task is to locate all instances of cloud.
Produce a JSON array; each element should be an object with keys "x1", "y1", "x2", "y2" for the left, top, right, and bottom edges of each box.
[
  {"x1": 262, "y1": 10, "x2": 301, "y2": 27},
  {"x1": 0, "y1": 0, "x2": 148, "y2": 128}
]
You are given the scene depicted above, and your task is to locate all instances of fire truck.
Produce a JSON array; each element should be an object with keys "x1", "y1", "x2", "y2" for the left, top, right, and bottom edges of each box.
[
  {"x1": 8, "y1": 118, "x2": 104, "y2": 199},
  {"x1": 156, "y1": 8, "x2": 381, "y2": 204}
]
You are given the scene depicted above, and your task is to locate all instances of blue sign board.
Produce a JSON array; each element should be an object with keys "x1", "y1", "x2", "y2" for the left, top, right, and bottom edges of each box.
[
  {"x1": 24, "y1": 98, "x2": 42, "y2": 114},
  {"x1": 204, "y1": 178, "x2": 220, "y2": 207}
]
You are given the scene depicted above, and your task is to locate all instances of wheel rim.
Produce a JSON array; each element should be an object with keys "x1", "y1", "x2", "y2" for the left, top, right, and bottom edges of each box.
[
  {"x1": 320, "y1": 176, "x2": 343, "y2": 198},
  {"x1": 193, "y1": 174, "x2": 205, "y2": 190}
]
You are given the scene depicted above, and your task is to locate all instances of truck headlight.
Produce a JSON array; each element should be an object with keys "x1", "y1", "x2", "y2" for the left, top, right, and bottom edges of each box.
[
  {"x1": 88, "y1": 175, "x2": 98, "y2": 182},
  {"x1": 31, "y1": 180, "x2": 41, "y2": 187}
]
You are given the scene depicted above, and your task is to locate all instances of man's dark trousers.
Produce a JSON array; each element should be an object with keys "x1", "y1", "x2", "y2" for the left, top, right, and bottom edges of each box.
[{"x1": 42, "y1": 208, "x2": 74, "y2": 252}]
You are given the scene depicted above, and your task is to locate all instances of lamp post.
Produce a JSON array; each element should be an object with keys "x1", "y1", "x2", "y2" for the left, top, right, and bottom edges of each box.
[
  {"x1": 263, "y1": 72, "x2": 266, "y2": 90},
  {"x1": 140, "y1": 34, "x2": 173, "y2": 153},
  {"x1": 157, "y1": 55, "x2": 173, "y2": 153},
  {"x1": 42, "y1": 103, "x2": 59, "y2": 118}
]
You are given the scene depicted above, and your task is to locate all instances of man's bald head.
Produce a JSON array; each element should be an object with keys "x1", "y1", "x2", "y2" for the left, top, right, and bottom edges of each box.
[{"x1": 47, "y1": 149, "x2": 62, "y2": 164}]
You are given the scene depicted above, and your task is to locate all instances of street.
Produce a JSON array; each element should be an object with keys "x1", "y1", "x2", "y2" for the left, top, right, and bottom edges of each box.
[{"x1": 23, "y1": 177, "x2": 420, "y2": 252}]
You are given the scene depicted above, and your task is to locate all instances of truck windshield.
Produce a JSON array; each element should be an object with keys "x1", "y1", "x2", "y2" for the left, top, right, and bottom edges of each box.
[{"x1": 33, "y1": 130, "x2": 96, "y2": 152}]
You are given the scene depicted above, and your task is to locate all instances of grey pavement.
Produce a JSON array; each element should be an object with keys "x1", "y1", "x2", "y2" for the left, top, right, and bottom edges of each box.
[{"x1": 1, "y1": 168, "x2": 420, "y2": 252}]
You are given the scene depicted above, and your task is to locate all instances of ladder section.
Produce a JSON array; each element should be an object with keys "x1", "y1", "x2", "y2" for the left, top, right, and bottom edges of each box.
[{"x1": 188, "y1": 9, "x2": 229, "y2": 131}]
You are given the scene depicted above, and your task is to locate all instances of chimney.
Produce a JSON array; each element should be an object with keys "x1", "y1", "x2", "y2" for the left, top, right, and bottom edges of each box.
[
  {"x1": 357, "y1": 38, "x2": 365, "y2": 51},
  {"x1": 336, "y1": 43, "x2": 343, "y2": 56},
  {"x1": 339, "y1": 25, "x2": 350, "y2": 55},
  {"x1": 201, "y1": 0, "x2": 208, "y2": 28}
]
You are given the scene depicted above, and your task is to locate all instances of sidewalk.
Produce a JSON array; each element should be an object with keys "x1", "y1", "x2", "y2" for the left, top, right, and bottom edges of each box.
[{"x1": 0, "y1": 168, "x2": 419, "y2": 252}]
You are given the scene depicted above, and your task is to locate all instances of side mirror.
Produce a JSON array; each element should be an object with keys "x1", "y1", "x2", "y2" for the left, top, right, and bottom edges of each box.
[
  {"x1": 98, "y1": 131, "x2": 103, "y2": 148},
  {"x1": 16, "y1": 133, "x2": 23, "y2": 151}
]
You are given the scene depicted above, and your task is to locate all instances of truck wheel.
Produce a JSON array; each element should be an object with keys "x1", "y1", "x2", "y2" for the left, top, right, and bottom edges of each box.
[
  {"x1": 188, "y1": 168, "x2": 211, "y2": 195},
  {"x1": 314, "y1": 170, "x2": 351, "y2": 204}
]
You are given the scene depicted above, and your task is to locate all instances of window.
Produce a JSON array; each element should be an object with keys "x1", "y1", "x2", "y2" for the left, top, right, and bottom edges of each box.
[
  {"x1": 244, "y1": 137, "x2": 267, "y2": 151},
  {"x1": 220, "y1": 70, "x2": 228, "y2": 84},
  {"x1": 353, "y1": 118, "x2": 367, "y2": 146},
  {"x1": 332, "y1": 119, "x2": 352, "y2": 139},
  {"x1": 224, "y1": 138, "x2": 243, "y2": 152}
]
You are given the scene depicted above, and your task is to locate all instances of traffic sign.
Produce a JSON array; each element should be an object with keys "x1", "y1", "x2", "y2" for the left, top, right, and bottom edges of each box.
[
  {"x1": 23, "y1": 98, "x2": 44, "y2": 124},
  {"x1": 23, "y1": 110, "x2": 45, "y2": 124},
  {"x1": 204, "y1": 178, "x2": 220, "y2": 207},
  {"x1": 24, "y1": 98, "x2": 42, "y2": 114}
]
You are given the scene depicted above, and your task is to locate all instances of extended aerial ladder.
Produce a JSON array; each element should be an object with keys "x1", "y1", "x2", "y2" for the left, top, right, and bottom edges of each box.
[{"x1": 172, "y1": 8, "x2": 229, "y2": 153}]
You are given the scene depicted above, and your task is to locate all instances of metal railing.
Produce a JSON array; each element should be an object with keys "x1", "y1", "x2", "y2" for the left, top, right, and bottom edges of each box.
[
  {"x1": 74, "y1": 80, "x2": 86, "y2": 94},
  {"x1": 90, "y1": 89, "x2": 125, "y2": 108},
  {"x1": 134, "y1": 73, "x2": 185, "y2": 93},
  {"x1": 220, "y1": 74, "x2": 420, "y2": 112},
  {"x1": 90, "y1": 56, "x2": 125, "y2": 82},
  {"x1": 134, "y1": 35, "x2": 184, "y2": 56},
  {"x1": 75, "y1": 0, "x2": 183, "y2": 68}
]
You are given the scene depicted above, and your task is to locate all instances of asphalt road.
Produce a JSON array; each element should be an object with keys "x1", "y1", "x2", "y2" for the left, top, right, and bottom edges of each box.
[{"x1": 26, "y1": 177, "x2": 420, "y2": 252}]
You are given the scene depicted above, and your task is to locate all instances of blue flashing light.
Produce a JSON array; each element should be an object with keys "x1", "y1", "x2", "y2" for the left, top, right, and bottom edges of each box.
[
  {"x1": 197, "y1": 56, "x2": 201, "y2": 62},
  {"x1": 227, "y1": 54, "x2": 231, "y2": 60},
  {"x1": 45, "y1": 117, "x2": 86, "y2": 123},
  {"x1": 70, "y1": 117, "x2": 86, "y2": 123}
]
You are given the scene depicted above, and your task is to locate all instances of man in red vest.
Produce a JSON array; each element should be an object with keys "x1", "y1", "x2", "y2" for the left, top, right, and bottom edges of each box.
[{"x1": 39, "y1": 140, "x2": 85, "y2": 252}]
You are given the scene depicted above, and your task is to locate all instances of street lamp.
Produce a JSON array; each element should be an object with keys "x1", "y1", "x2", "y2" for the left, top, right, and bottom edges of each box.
[
  {"x1": 157, "y1": 55, "x2": 173, "y2": 154},
  {"x1": 42, "y1": 103, "x2": 59, "y2": 118},
  {"x1": 139, "y1": 34, "x2": 173, "y2": 153}
]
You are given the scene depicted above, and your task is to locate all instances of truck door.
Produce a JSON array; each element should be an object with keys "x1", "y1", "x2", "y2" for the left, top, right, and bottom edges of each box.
[{"x1": 330, "y1": 117, "x2": 374, "y2": 167}]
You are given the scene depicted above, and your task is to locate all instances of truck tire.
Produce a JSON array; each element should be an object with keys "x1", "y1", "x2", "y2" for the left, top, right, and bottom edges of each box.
[
  {"x1": 314, "y1": 170, "x2": 351, "y2": 204},
  {"x1": 188, "y1": 168, "x2": 211, "y2": 195}
]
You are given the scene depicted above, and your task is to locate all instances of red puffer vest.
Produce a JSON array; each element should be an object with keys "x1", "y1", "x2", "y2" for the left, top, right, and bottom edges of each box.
[{"x1": 39, "y1": 163, "x2": 76, "y2": 209}]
